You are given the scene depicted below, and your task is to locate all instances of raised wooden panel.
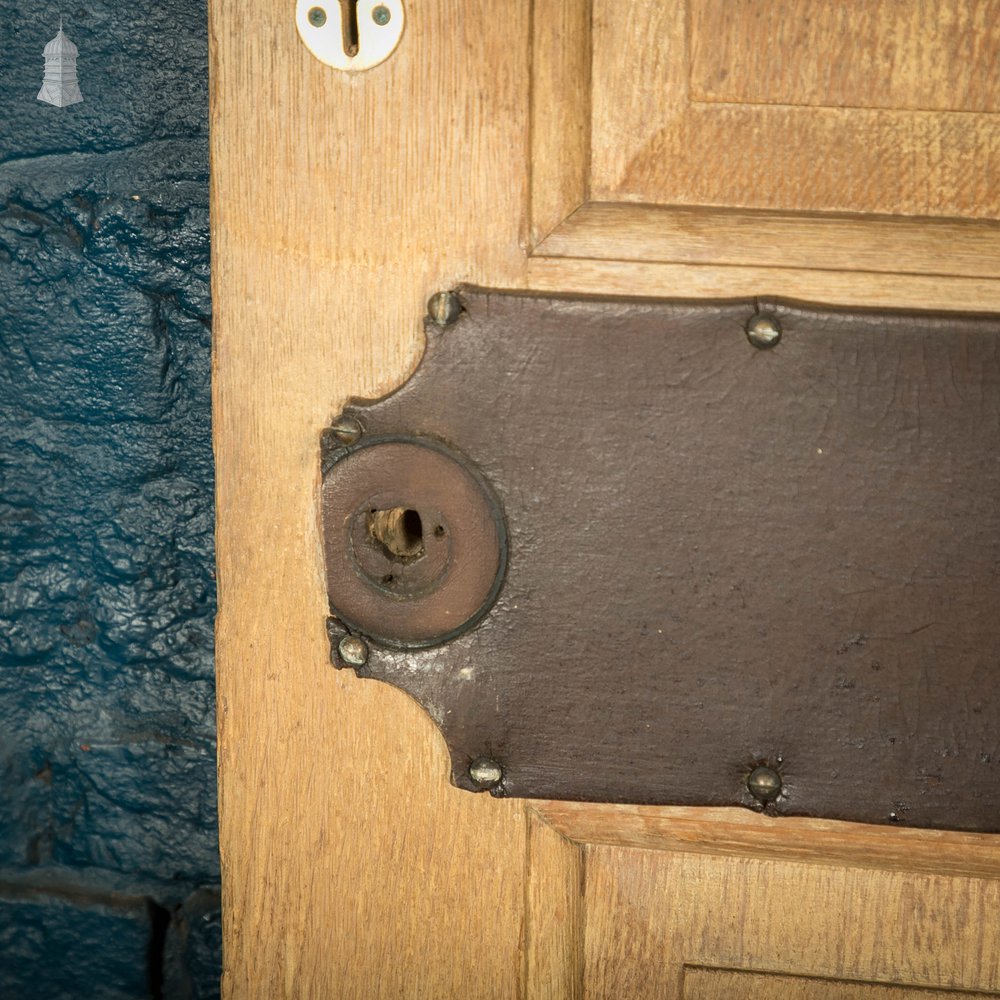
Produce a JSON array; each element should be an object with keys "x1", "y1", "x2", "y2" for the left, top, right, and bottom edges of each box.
[
  {"x1": 689, "y1": 0, "x2": 1000, "y2": 113},
  {"x1": 524, "y1": 804, "x2": 1000, "y2": 999},
  {"x1": 588, "y1": 0, "x2": 686, "y2": 209},
  {"x1": 602, "y1": 103, "x2": 1000, "y2": 218},
  {"x1": 582, "y1": 847, "x2": 1000, "y2": 999},
  {"x1": 588, "y1": 0, "x2": 1000, "y2": 219},
  {"x1": 530, "y1": 1, "x2": 1000, "y2": 285},
  {"x1": 683, "y1": 967, "x2": 1000, "y2": 1000}
]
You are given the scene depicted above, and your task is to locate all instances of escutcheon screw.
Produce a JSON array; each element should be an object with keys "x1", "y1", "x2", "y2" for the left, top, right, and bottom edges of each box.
[
  {"x1": 307, "y1": 6, "x2": 327, "y2": 26},
  {"x1": 427, "y1": 291, "x2": 462, "y2": 328},
  {"x1": 328, "y1": 415, "x2": 362, "y2": 446},
  {"x1": 372, "y1": 5, "x2": 391, "y2": 25}
]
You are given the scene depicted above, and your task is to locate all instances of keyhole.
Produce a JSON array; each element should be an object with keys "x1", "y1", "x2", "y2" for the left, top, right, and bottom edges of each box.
[
  {"x1": 368, "y1": 506, "x2": 425, "y2": 561},
  {"x1": 337, "y1": 0, "x2": 360, "y2": 56},
  {"x1": 298, "y1": 0, "x2": 403, "y2": 71}
]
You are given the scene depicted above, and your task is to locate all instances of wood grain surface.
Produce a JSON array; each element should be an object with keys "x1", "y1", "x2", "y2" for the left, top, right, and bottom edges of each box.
[
  {"x1": 589, "y1": 0, "x2": 1000, "y2": 218},
  {"x1": 528, "y1": 0, "x2": 590, "y2": 245},
  {"x1": 589, "y1": 0, "x2": 687, "y2": 208},
  {"x1": 683, "y1": 967, "x2": 1000, "y2": 1000},
  {"x1": 689, "y1": 0, "x2": 1000, "y2": 113},
  {"x1": 535, "y1": 801, "x2": 1000, "y2": 880},
  {"x1": 536, "y1": 203, "x2": 1000, "y2": 280},
  {"x1": 527, "y1": 256, "x2": 1000, "y2": 314},
  {"x1": 210, "y1": 1, "x2": 532, "y2": 995},
  {"x1": 211, "y1": 1, "x2": 1000, "y2": 995},
  {"x1": 584, "y1": 848, "x2": 1000, "y2": 999},
  {"x1": 524, "y1": 811, "x2": 584, "y2": 1000}
]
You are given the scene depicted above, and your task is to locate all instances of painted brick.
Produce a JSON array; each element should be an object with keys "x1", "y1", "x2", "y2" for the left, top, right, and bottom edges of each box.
[
  {"x1": 0, "y1": 0, "x2": 218, "y2": 994},
  {"x1": 0, "y1": 893, "x2": 151, "y2": 1000}
]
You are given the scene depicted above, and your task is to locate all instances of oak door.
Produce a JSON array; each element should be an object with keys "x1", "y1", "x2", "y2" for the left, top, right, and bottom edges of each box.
[{"x1": 209, "y1": 1, "x2": 1000, "y2": 996}]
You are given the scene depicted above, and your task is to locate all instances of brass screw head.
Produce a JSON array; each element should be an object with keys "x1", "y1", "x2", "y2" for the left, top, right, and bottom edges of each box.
[
  {"x1": 746, "y1": 313, "x2": 782, "y2": 349},
  {"x1": 338, "y1": 635, "x2": 369, "y2": 667},
  {"x1": 372, "y1": 5, "x2": 391, "y2": 25},
  {"x1": 468, "y1": 757, "x2": 503, "y2": 790},
  {"x1": 329, "y1": 415, "x2": 363, "y2": 446},
  {"x1": 747, "y1": 764, "x2": 782, "y2": 803},
  {"x1": 307, "y1": 6, "x2": 327, "y2": 26},
  {"x1": 427, "y1": 291, "x2": 462, "y2": 328}
]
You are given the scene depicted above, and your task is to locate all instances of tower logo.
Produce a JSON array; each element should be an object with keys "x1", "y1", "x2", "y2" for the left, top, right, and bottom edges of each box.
[{"x1": 37, "y1": 19, "x2": 83, "y2": 107}]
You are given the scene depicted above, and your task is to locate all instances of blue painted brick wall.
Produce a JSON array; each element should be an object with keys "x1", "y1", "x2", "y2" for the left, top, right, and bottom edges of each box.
[{"x1": 0, "y1": 2, "x2": 219, "y2": 996}]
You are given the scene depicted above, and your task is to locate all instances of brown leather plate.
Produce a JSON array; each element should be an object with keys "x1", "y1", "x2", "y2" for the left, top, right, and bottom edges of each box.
[{"x1": 320, "y1": 288, "x2": 1000, "y2": 832}]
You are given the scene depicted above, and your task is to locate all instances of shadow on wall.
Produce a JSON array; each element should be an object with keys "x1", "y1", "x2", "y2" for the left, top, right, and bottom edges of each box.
[{"x1": 0, "y1": 2, "x2": 219, "y2": 997}]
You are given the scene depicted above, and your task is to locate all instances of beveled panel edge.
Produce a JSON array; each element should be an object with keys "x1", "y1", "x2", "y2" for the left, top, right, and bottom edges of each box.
[
  {"x1": 524, "y1": 808, "x2": 585, "y2": 1000},
  {"x1": 527, "y1": 256, "x2": 1000, "y2": 313},
  {"x1": 533, "y1": 202, "x2": 1000, "y2": 281},
  {"x1": 527, "y1": 0, "x2": 592, "y2": 248},
  {"x1": 528, "y1": 0, "x2": 1000, "y2": 282},
  {"x1": 533, "y1": 801, "x2": 1000, "y2": 880}
]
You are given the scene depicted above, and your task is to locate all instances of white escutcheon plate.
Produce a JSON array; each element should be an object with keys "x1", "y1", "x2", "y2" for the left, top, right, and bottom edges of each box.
[{"x1": 296, "y1": 0, "x2": 405, "y2": 72}]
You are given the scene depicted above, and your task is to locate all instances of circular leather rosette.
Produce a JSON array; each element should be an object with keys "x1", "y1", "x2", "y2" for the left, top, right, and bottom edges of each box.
[{"x1": 321, "y1": 436, "x2": 507, "y2": 649}]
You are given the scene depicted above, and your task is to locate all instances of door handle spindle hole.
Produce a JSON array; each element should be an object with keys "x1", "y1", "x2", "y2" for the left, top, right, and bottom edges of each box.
[{"x1": 368, "y1": 506, "x2": 425, "y2": 561}]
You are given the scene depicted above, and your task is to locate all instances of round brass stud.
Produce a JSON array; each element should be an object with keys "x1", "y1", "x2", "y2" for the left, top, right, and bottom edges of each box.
[
  {"x1": 746, "y1": 313, "x2": 782, "y2": 349},
  {"x1": 747, "y1": 764, "x2": 782, "y2": 803},
  {"x1": 469, "y1": 757, "x2": 503, "y2": 790},
  {"x1": 338, "y1": 634, "x2": 369, "y2": 667}
]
